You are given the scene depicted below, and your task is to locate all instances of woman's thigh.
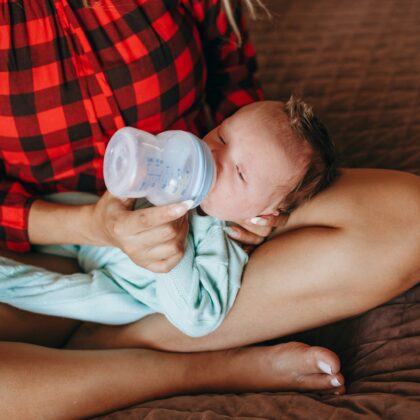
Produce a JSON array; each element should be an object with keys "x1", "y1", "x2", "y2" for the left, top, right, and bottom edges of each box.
[
  {"x1": 69, "y1": 169, "x2": 419, "y2": 351},
  {"x1": 205, "y1": 169, "x2": 420, "y2": 344},
  {"x1": 0, "y1": 304, "x2": 80, "y2": 347}
]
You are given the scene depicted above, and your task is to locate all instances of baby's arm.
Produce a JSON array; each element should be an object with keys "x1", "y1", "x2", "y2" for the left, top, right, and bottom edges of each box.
[
  {"x1": 0, "y1": 245, "x2": 152, "y2": 325},
  {"x1": 155, "y1": 215, "x2": 248, "y2": 337}
]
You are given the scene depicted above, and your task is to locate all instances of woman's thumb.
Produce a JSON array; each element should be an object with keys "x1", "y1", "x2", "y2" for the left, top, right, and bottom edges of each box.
[
  {"x1": 119, "y1": 197, "x2": 136, "y2": 210},
  {"x1": 103, "y1": 190, "x2": 136, "y2": 210}
]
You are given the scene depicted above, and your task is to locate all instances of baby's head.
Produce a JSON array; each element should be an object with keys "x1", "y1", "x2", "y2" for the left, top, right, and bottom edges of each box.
[{"x1": 200, "y1": 98, "x2": 338, "y2": 221}]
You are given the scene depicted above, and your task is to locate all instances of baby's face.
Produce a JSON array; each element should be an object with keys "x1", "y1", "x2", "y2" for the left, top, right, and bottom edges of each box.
[{"x1": 200, "y1": 101, "x2": 310, "y2": 221}]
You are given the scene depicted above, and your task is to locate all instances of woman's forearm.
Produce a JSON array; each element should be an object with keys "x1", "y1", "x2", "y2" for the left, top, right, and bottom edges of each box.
[
  {"x1": 27, "y1": 200, "x2": 98, "y2": 246},
  {"x1": 27, "y1": 192, "x2": 192, "y2": 272}
]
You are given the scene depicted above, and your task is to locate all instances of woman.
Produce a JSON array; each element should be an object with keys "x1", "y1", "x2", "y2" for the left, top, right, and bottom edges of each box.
[{"x1": 0, "y1": 0, "x2": 418, "y2": 417}]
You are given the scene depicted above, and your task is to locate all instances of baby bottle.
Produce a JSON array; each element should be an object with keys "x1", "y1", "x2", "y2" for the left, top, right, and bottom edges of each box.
[{"x1": 103, "y1": 127, "x2": 216, "y2": 208}]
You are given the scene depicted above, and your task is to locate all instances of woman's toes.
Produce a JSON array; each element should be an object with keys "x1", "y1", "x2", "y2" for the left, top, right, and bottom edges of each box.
[
  {"x1": 290, "y1": 344, "x2": 345, "y2": 392},
  {"x1": 332, "y1": 385, "x2": 346, "y2": 395},
  {"x1": 329, "y1": 373, "x2": 345, "y2": 388},
  {"x1": 233, "y1": 342, "x2": 345, "y2": 394},
  {"x1": 307, "y1": 346, "x2": 341, "y2": 375},
  {"x1": 297, "y1": 371, "x2": 345, "y2": 391},
  {"x1": 317, "y1": 360, "x2": 334, "y2": 375},
  {"x1": 321, "y1": 384, "x2": 346, "y2": 395}
]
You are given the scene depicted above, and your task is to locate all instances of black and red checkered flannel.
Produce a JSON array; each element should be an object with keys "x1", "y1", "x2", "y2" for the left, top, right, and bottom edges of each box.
[{"x1": 0, "y1": 0, "x2": 262, "y2": 252}]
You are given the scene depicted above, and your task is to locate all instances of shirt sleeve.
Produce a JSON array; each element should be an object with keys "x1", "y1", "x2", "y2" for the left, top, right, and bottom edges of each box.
[
  {"x1": 155, "y1": 214, "x2": 248, "y2": 337},
  {"x1": 183, "y1": 0, "x2": 264, "y2": 123},
  {"x1": 0, "y1": 164, "x2": 36, "y2": 252}
]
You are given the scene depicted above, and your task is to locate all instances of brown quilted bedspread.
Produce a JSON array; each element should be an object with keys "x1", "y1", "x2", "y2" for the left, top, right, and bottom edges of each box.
[{"x1": 98, "y1": 0, "x2": 420, "y2": 418}]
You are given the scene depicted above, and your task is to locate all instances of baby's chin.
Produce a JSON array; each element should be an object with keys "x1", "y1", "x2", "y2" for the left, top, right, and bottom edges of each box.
[
  {"x1": 199, "y1": 200, "x2": 230, "y2": 220},
  {"x1": 198, "y1": 201, "x2": 220, "y2": 218}
]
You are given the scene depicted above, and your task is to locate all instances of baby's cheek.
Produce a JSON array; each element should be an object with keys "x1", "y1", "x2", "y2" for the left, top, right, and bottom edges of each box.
[
  {"x1": 200, "y1": 194, "x2": 223, "y2": 218},
  {"x1": 201, "y1": 195, "x2": 246, "y2": 221},
  {"x1": 201, "y1": 194, "x2": 231, "y2": 219}
]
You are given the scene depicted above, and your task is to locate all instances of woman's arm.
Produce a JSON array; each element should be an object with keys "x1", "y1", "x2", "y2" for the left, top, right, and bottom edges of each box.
[
  {"x1": 27, "y1": 192, "x2": 192, "y2": 272},
  {"x1": 0, "y1": 175, "x2": 36, "y2": 252},
  {"x1": 28, "y1": 199, "x2": 95, "y2": 246}
]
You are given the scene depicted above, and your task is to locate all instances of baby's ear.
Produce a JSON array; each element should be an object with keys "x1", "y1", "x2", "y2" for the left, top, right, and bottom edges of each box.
[
  {"x1": 258, "y1": 208, "x2": 281, "y2": 217},
  {"x1": 257, "y1": 210, "x2": 280, "y2": 217}
]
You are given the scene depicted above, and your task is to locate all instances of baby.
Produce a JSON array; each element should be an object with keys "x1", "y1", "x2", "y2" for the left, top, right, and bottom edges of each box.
[{"x1": 0, "y1": 98, "x2": 338, "y2": 337}]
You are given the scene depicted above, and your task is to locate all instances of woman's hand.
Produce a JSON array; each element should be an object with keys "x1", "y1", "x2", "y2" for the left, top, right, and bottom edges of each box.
[
  {"x1": 89, "y1": 191, "x2": 192, "y2": 273},
  {"x1": 224, "y1": 214, "x2": 288, "y2": 251}
]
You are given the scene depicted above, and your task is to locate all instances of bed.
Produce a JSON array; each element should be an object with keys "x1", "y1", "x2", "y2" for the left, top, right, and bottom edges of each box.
[{"x1": 97, "y1": 0, "x2": 420, "y2": 417}]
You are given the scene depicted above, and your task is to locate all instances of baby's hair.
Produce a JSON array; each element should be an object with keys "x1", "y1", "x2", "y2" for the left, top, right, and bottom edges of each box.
[{"x1": 278, "y1": 96, "x2": 339, "y2": 214}]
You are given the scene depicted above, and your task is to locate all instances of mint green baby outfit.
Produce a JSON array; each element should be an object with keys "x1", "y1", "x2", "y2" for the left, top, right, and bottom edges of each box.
[{"x1": 0, "y1": 193, "x2": 248, "y2": 337}]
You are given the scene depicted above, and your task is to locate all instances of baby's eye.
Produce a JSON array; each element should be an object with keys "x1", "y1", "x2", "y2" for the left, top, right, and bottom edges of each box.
[
  {"x1": 219, "y1": 135, "x2": 226, "y2": 144},
  {"x1": 236, "y1": 165, "x2": 245, "y2": 182}
]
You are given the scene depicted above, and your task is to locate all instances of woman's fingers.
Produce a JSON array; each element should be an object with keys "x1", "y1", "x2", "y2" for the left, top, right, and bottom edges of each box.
[
  {"x1": 143, "y1": 232, "x2": 189, "y2": 273},
  {"x1": 248, "y1": 213, "x2": 288, "y2": 229},
  {"x1": 146, "y1": 252, "x2": 186, "y2": 274},
  {"x1": 114, "y1": 200, "x2": 193, "y2": 236},
  {"x1": 224, "y1": 213, "x2": 288, "y2": 246},
  {"x1": 224, "y1": 225, "x2": 266, "y2": 245},
  {"x1": 138, "y1": 214, "x2": 189, "y2": 256},
  {"x1": 124, "y1": 214, "x2": 189, "y2": 271},
  {"x1": 93, "y1": 191, "x2": 192, "y2": 270}
]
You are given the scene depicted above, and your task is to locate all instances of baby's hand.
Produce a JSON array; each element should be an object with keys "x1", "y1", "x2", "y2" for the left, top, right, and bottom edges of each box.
[{"x1": 224, "y1": 213, "x2": 288, "y2": 248}]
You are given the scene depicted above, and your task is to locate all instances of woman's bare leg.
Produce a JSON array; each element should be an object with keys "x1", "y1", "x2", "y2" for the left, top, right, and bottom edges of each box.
[
  {"x1": 67, "y1": 169, "x2": 420, "y2": 352},
  {"x1": 0, "y1": 249, "x2": 346, "y2": 418},
  {"x1": 0, "y1": 304, "x2": 79, "y2": 347},
  {"x1": 0, "y1": 339, "x2": 346, "y2": 418}
]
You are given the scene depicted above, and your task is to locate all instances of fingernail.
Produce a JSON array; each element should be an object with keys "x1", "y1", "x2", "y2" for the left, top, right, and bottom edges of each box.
[
  {"x1": 181, "y1": 200, "x2": 194, "y2": 209},
  {"x1": 331, "y1": 377, "x2": 341, "y2": 387},
  {"x1": 250, "y1": 216, "x2": 268, "y2": 226},
  {"x1": 169, "y1": 200, "x2": 194, "y2": 216},
  {"x1": 318, "y1": 361, "x2": 333, "y2": 375},
  {"x1": 223, "y1": 227, "x2": 239, "y2": 238},
  {"x1": 334, "y1": 391, "x2": 340, "y2": 396}
]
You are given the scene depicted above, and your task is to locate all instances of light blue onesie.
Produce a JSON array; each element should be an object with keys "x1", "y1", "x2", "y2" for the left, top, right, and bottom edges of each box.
[{"x1": 0, "y1": 193, "x2": 248, "y2": 337}]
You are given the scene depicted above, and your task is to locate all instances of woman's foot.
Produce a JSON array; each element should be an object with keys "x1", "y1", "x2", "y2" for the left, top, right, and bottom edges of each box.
[{"x1": 198, "y1": 341, "x2": 345, "y2": 395}]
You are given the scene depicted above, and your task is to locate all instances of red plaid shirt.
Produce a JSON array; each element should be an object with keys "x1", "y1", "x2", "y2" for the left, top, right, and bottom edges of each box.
[{"x1": 0, "y1": 0, "x2": 262, "y2": 252}]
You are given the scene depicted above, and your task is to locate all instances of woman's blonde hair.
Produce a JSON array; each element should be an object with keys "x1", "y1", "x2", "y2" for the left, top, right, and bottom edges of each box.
[
  {"x1": 82, "y1": 0, "x2": 270, "y2": 45},
  {"x1": 222, "y1": 0, "x2": 270, "y2": 44}
]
